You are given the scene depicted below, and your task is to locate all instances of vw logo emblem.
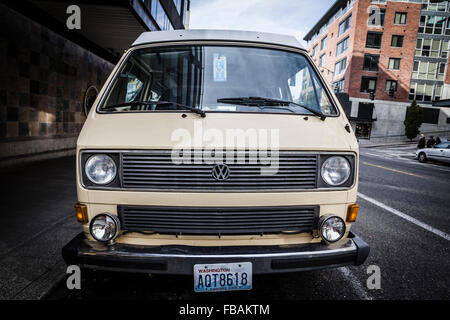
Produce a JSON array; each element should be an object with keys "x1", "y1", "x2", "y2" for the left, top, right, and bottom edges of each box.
[{"x1": 212, "y1": 164, "x2": 230, "y2": 181}]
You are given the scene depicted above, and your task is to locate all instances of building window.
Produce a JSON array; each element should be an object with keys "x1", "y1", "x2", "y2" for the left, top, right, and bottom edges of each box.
[
  {"x1": 368, "y1": 8, "x2": 385, "y2": 26},
  {"x1": 415, "y1": 38, "x2": 449, "y2": 58},
  {"x1": 151, "y1": 0, "x2": 174, "y2": 30},
  {"x1": 412, "y1": 61, "x2": 445, "y2": 80},
  {"x1": 355, "y1": 123, "x2": 372, "y2": 139},
  {"x1": 439, "y1": 62, "x2": 446, "y2": 80},
  {"x1": 388, "y1": 58, "x2": 401, "y2": 70},
  {"x1": 360, "y1": 77, "x2": 377, "y2": 93},
  {"x1": 423, "y1": 108, "x2": 440, "y2": 124},
  {"x1": 441, "y1": 40, "x2": 449, "y2": 58},
  {"x1": 366, "y1": 32, "x2": 383, "y2": 49},
  {"x1": 339, "y1": 14, "x2": 352, "y2": 37},
  {"x1": 312, "y1": 45, "x2": 318, "y2": 57},
  {"x1": 416, "y1": 38, "x2": 433, "y2": 57},
  {"x1": 321, "y1": 36, "x2": 328, "y2": 50},
  {"x1": 319, "y1": 54, "x2": 326, "y2": 67},
  {"x1": 421, "y1": 0, "x2": 448, "y2": 12},
  {"x1": 363, "y1": 54, "x2": 379, "y2": 71},
  {"x1": 334, "y1": 58, "x2": 347, "y2": 76},
  {"x1": 436, "y1": 84, "x2": 443, "y2": 101},
  {"x1": 391, "y1": 35, "x2": 404, "y2": 48},
  {"x1": 409, "y1": 83, "x2": 443, "y2": 102},
  {"x1": 385, "y1": 80, "x2": 398, "y2": 92},
  {"x1": 333, "y1": 78, "x2": 345, "y2": 93},
  {"x1": 419, "y1": 15, "x2": 447, "y2": 34},
  {"x1": 394, "y1": 12, "x2": 407, "y2": 25},
  {"x1": 336, "y1": 37, "x2": 349, "y2": 56},
  {"x1": 174, "y1": 0, "x2": 183, "y2": 14}
]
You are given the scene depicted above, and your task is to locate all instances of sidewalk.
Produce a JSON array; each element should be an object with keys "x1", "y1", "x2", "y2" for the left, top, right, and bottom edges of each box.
[{"x1": 0, "y1": 156, "x2": 79, "y2": 299}]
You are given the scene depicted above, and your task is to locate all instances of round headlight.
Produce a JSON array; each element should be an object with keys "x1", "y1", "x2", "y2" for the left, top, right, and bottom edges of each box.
[
  {"x1": 85, "y1": 154, "x2": 117, "y2": 185},
  {"x1": 319, "y1": 215, "x2": 346, "y2": 243},
  {"x1": 89, "y1": 214, "x2": 120, "y2": 243},
  {"x1": 321, "y1": 156, "x2": 351, "y2": 186}
]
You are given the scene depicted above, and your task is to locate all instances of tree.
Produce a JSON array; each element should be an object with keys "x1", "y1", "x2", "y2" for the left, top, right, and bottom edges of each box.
[{"x1": 404, "y1": 100, "x2": 424, "y2": 141}]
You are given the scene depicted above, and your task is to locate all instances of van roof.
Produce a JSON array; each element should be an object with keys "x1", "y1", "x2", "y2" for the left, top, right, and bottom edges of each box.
[{"x1": 132, "y1": 29, "x2": 305, "y2": 50}]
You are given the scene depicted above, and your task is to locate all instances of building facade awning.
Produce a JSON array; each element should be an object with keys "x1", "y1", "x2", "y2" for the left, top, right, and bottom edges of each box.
[
  {"x1": 433, "y1": 99, "x2": 450, "y2": 107},
  {"x1": 6, "y1": 0, "x2": 185, "y2": 63},
  {"x1": 349, "y1": 102, "x2": 377, "y2": 122},
  {"x1": 335, "y1": 92, "x2": 352, "y2": 118}
]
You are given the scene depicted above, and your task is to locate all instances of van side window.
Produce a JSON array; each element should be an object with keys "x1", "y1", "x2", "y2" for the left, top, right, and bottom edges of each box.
[
  {"x1": 104, "y1": 60, "x2": 150, "y2": 109},
  {"x1": 126, "y1": 76, "x2": 143, "y2": 102}
]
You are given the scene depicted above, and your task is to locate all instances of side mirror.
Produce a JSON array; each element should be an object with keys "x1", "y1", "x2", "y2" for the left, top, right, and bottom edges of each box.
[{"x1": 83, "y1": 85, "x2": 99, "y2": 117}]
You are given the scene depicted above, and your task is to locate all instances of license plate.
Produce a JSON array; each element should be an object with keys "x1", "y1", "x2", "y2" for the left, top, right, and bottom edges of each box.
[{"x1": 194, "y1": 262, "x2": 252, "y2": 292}]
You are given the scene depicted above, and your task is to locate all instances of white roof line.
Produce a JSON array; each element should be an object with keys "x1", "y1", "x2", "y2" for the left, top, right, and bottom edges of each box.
[{"x1": 132, "y1": 29, "x2": 305, "y2": 50}]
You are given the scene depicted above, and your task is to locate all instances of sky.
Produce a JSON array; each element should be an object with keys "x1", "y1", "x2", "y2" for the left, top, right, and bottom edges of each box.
[{"x1": 189, "y1": 0, "x2": 336, "y2": 46}]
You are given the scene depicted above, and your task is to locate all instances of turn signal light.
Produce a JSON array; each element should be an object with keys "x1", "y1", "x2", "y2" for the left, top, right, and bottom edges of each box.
[
  {"x1": 75, "y1": 203, "x2": 89, "y2": 224},
  {"x1": 346, "y1": 204, "x2": 359, "y2": 222}
]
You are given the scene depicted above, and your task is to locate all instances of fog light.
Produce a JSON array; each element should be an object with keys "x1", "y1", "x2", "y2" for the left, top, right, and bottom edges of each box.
[
  {"x1": 319, "y1": 215, "x2": 346, "y2": 243},
  {"x1": 75, "y1": 203, "x2": 88, "y2": 224},
  {"x1": 89, "y1": 213, "x2": 120, "y2": 243}
]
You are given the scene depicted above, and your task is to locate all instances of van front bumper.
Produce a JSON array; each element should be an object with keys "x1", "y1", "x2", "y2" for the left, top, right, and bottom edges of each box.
[{"x1": 62, "y1": 232, "x2": 369, "y2": 275}]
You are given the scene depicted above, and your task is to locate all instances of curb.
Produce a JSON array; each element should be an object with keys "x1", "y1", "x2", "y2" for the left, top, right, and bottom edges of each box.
[{"x1": 359, "y1": 142, "x2": 416, "y2": 149}]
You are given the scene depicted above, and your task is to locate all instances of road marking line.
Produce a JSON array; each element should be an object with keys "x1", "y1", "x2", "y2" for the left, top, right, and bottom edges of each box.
[
  {"x1": 338, "y1": 267, "x2": 373, "y2": 300},
  {"x1": 361, "y1": 150, "x2": 450, "y2": 172},
  {"x1": 364, "y1": 152, "x2": 387, "y2": 159},
  {"x1": 361, "y1": 161, "x2": 427, "y2": 179},
  {"x1": 362, "y1": 153, "x2": 450, "y2": 172},
  {"x1": 359, "y1": 180, "x2": 425, "y2": 194},
  {"x1": 358, "y1": 193, "x2": 450, "y2": 241},
  {"x1": 410, "y1": 161, "x2": 450, "y2": 173}
]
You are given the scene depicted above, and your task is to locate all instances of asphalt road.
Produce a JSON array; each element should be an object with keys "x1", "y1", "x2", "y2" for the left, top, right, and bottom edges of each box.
[{"x1": 1, "y1": 146, "x2": 449, "y2": 300}]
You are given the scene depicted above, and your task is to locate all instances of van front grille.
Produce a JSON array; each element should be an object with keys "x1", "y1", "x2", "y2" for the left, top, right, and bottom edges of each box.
[
  {"x1": 118, "y1": 205, "x2": 319, "y2": 235},
  {"x1": 120, "y1": 150, "x2": 318, "y2": 191}
]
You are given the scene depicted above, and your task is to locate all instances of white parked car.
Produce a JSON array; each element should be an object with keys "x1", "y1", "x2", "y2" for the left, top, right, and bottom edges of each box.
[{"x1": 416, "y1": 142, "x2": 450, "y2": 163}]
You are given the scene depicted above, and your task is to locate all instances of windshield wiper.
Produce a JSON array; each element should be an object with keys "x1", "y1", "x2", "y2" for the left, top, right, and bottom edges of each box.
[
  {"x1": 102, "y1": 101, "x2": 206, "y2": 117},
  {"x1": 217, "y1": 97, "x2": 326, "y2": 121}
]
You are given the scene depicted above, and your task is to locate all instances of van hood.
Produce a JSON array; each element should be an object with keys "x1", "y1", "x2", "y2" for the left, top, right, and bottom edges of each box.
[{"x1": 78, "y1": 112, "x2": 358, "y2": 151}]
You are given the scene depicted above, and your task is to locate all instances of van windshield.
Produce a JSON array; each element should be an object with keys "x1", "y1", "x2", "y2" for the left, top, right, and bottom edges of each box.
[{"x1": 99, "y1": 45, "x2": 337, "y2": 116}]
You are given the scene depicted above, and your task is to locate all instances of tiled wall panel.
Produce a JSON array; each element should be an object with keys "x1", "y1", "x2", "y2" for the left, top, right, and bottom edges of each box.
[{"x1": 0, "y1": 5, "x2": 113, "y2": 159}]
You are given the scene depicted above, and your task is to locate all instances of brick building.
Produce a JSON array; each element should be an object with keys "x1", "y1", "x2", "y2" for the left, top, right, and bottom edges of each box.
[
  {"x1": 304, "y1": 0, "x2": 450, "y2": 142},
  {"x1": 0, "y1": 0, "x2": 190, "y2": 166}
]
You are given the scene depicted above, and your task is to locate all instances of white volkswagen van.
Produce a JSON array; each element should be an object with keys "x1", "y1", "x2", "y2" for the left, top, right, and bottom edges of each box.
[{"x1": 63, "y1": 30, "x2": 369, "y2": 292}]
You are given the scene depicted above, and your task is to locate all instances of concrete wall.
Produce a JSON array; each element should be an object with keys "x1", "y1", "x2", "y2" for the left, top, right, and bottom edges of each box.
[
  {"x1": 442, "y1": 83, "x2": 450, "y2": 100},
  {"x1": 350, "y1": 97, "x2": 450, "y2": 144},
  {"x1": 0, "y1": 4, "x2": 114, "y2": 166}
]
